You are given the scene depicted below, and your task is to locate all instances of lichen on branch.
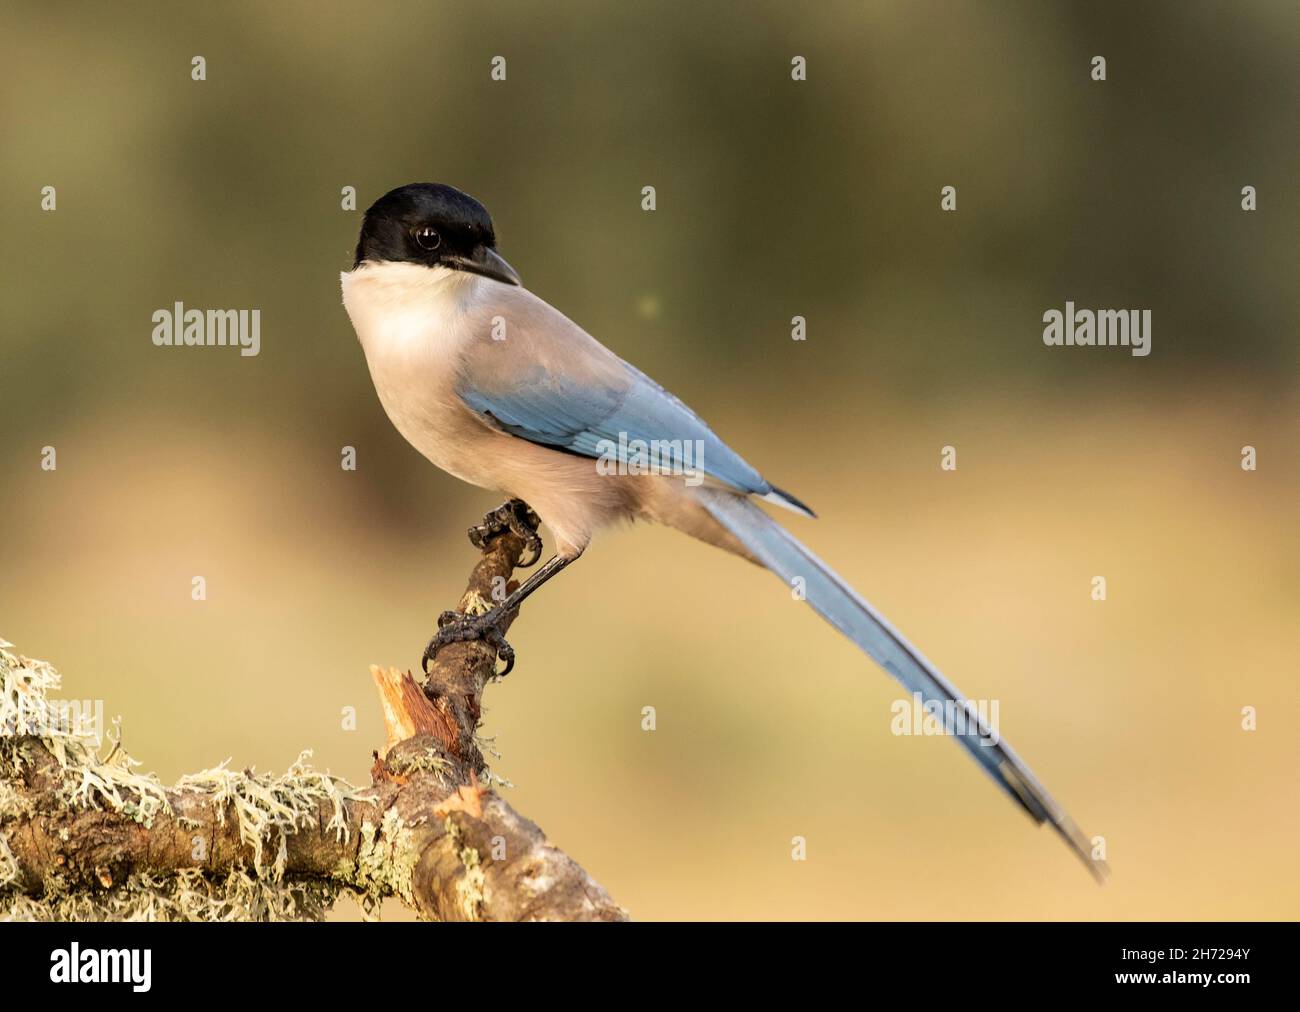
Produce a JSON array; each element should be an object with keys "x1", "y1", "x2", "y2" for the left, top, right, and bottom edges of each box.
[{"x1": 0, "y1": 523, "x2": 626, "y2": 921}]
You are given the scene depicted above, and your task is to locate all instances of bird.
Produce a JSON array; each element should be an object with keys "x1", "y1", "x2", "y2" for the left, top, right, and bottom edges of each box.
[{"x1": 341, "y1": 182, "x2": 1107, "y2": 881}]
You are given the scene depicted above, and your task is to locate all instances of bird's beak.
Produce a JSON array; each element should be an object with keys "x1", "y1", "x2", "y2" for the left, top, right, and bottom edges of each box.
[{"x1": 445, "y1": 246, "x2": 522, "y2": 286}]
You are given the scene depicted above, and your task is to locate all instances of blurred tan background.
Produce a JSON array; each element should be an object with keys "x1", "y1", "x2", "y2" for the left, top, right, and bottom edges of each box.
[{"x1": 2, "y1": 1, "x2": 1297, "y2": 920}]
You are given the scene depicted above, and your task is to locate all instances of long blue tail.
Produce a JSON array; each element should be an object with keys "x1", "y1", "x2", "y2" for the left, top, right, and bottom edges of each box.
[{"x1": 700, "y1": 489, "x2": 1106, "y2": 881}]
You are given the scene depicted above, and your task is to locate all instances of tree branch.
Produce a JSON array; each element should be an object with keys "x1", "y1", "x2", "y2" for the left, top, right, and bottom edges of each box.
[{"x1": 0, "y1": 525, "x2": 627, "y2": 922}]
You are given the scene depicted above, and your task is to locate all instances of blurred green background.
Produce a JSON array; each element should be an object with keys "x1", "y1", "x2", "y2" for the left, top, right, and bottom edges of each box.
[{"x1": 2, "y1": 1, "x2": 1297, "y2": 919}]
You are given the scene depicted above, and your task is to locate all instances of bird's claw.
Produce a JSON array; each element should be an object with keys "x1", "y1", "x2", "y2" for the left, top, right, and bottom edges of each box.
[
  {"x1": 422, "y1": 608, "x2": 516, "y2": 678},
  {"x1": 468, "y1": 499, "x2": 543, "y2": 567}
]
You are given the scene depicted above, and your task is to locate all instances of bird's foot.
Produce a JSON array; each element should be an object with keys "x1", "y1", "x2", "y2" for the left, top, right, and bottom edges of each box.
[
  {"x1": 422, "y1": 607, "x2": 515, "y2": 677},
  {"x1": 468, "y1": 499, "x2": 542, "y2": 566}
]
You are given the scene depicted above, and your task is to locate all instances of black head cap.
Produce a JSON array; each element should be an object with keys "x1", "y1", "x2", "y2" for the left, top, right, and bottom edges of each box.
[{"x1": 352, "y1": 182, "x2": 520, "y2": 285}]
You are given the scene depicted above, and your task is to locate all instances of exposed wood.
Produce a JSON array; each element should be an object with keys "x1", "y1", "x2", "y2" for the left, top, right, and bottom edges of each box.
[{"x1": 0, "y1": 520, "x2": 628, "y2": 922}]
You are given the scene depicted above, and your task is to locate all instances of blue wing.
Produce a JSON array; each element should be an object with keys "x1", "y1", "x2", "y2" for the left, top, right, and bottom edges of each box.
[
  {"x1": 453, "y1": 289, "x2": 800, "y2": 503},
  {"x1": 460, "y1": 358, "x2": 775, "y2": 493}
]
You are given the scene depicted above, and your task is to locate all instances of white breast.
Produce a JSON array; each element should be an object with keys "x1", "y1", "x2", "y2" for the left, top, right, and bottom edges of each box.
[
  {"x1": 340, "y1": 262, "x2": 495, "y2": 486},
  {"x1": 341, "y1": 261, "x2": 478, "y2": 358}
]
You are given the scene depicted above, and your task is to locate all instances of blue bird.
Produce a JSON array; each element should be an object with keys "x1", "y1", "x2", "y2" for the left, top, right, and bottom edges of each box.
[{"x1": 342, "y1": 182, "x2": 1107, "y2": 880}]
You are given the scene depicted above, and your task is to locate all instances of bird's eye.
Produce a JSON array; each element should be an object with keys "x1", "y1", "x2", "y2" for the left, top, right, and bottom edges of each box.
[{"x1": 414, "y1": 226, "x2": 441, "y2": 251}]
